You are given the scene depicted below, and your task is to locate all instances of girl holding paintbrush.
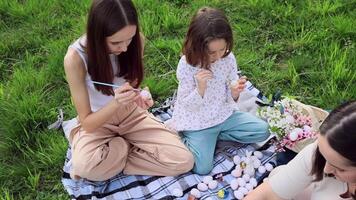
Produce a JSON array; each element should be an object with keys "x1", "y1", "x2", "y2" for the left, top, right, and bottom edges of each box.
[{"x1": 63, "y1": 0, "x2": 193, "y2": 181}]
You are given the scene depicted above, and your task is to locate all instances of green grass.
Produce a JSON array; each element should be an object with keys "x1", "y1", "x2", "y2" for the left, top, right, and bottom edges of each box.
[{"x1": 0, "y1": 0, "x2": 355, "y2": 199}]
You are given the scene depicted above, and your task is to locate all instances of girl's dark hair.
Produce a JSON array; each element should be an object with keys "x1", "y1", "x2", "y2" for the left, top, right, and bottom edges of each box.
[
  {"x1": 86, "y1": 0, "x2": 143, "y2": 95},
  {"x1": 182, "y1": 7, "x2": 233, "y2": 70},
  {"x1": 311, "y1": 100, "x2": 356, "y2": 181}
]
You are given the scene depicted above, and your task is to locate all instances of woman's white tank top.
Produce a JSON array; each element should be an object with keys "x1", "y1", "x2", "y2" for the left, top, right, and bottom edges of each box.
[
  {"x1": 62, "y1": 37, "x2": 126, "y2": 138},
  {"x1": 69, "y1": 36, "x2": 126, "y2": 112}
]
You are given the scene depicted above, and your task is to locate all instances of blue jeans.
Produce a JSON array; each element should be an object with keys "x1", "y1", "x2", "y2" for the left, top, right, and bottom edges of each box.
[{"x1": 181, "y1": 111, "x2": 269, "y2": 175}]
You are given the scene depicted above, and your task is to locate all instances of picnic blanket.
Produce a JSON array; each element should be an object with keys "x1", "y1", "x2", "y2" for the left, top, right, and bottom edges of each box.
[
  {"x1": 62, "y1": 141, "x2": 276, "y2": 200},
  {"x1": 61, "y1": 91, "x2": 277, "y2": 199}
]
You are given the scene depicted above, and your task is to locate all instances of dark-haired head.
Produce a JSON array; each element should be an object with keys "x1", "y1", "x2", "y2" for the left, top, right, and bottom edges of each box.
[
  {"x1": 182, "y1": 7, "x2": 233, "y2": 70},
  {"x1": 311, "y1": 100, "x2": 356, "y2": 185},
  {"x1": 86, "y1": 0, "x2": 143, "y2": 95}
]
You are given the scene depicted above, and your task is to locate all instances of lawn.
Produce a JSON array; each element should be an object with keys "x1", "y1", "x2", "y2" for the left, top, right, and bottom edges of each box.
[{"x1": 0, "y1": 0, "x2": 355, "y2": 199}]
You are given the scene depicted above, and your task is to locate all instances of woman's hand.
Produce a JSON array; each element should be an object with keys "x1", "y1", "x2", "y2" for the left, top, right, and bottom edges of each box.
[
  {"x1": 114, "y1": 82, "x2": 139, "y2": 106},
  {"x1": 195, "y1": 69, "x2": 213, "y2": 97},
  {"x1": 230, "y1": 76, "x2": 247, "y2": 101}
]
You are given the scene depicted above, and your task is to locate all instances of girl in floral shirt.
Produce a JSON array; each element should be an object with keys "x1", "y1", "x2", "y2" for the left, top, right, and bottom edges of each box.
[{"x1": 166, "y1": 7, "x2": 270, "y2": 175}]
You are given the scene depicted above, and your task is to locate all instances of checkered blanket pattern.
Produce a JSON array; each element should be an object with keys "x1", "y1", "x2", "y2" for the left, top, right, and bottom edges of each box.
[{"x1": 62, "y1": 141, "x2": 276, "y2": 200}]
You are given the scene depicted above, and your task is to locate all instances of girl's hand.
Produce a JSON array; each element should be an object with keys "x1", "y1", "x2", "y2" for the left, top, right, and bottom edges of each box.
[
  {"x1": 195, "y1": 69, "x2": 213, "y2": 97},
  {"x1": 114, "y1": 82, "x2": 139, "y2": 106},
  {"x1": 135, "y1": 87, "x2": 154, "y2": 110},
  {"x1": 230, "y1": 76, "x2": 247, "y2": 101}
]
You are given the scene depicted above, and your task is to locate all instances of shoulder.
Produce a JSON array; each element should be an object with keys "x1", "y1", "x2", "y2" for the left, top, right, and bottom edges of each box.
[
  {"x1": 176, "y1": 55, "x2": 198, "y2": 78},
  {"x1": 223, "y1": 52, "x2": 237, "y2": 62},
  {"x1": 299, "y1": 142, "x2": 318, "y2": 158},
  {"x1": 178, "y1": 55, "x2": 198, "y2": 70},
  {"x1": 64, "y1": 48, "x2": 86, "y2": 77}
]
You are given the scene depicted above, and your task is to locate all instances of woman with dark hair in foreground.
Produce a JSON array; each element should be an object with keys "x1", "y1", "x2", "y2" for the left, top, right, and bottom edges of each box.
[{"x1": 245, "y1": 100, "x2": 356, "y2": 200}]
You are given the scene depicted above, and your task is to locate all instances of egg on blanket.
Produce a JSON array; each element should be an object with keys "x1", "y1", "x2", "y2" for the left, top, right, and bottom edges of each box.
[
  {"x1": 237, "y1": 177, "x2": 246, "y2": 187},
  {"x1": 233, "y1": 155, "x2": 241, "y2": 165},
  {"x1": 190, "y1": 188, "x2": 201, "y2": 198},
  {"x1": 258, "y1": 165, "x2": 266, "y2": 174},
  {"x1": 172, "y1": 188, "x2": 183, "y2": 197},
  {"x1": 253, "y1": 151, "x2": 263, "y2": 159},
  {"x1": 265, "y1": 163, "x2": 274, "y2": 171},
  {"x1": 249, "y1": 178, "x2": 258, "y2": 187},
  {"x1": 244, "y1": 165, "x2": 255, "y2": 176},
  {"x1": 245, "y1": 183, "x2": 253, "y2": 191},
  {"x1": 203, "y1": 176, "x2": 213, "y2": 184},
  {"x1": 208, "y1": 180, "x2": 218, "y2": 190},
  {"x1": 239, "y1": 187, "x2": 248, "y2": 195},
  {"x1": 234, "y1": 190, "x2": 244, "y2": 200},
  {"x1": 253, "y1": 159, "x2": 261, "y2": 169},
  {"x1": 230, "y1": 179, "x2": 239, "y2": 190},
  {"x1": 197, "y1": 182, "x2": 208, "y2": 192},
  {"x1": 242, "y1": 174, "x2": 250, "y2": 182},
  {"x1": 231, "y1": 169, "x2": 242, "y2": 177}
]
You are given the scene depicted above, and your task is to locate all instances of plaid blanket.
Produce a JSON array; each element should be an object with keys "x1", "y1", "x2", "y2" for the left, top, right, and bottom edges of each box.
[
  {"x1": 62, "y1": 141, "x2": 276, "y2": 200},
  {"x1": 61, "y1": 94, "x2": 277, "y2": 200}
]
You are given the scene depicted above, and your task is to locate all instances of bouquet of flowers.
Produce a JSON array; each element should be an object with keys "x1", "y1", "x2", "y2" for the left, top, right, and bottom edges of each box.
[{"x1": 257, "y1": 97, "x2": 319, "y2": 152}]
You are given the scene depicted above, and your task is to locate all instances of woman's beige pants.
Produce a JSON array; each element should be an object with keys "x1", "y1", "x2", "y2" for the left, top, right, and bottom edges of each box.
[{"x1": 69, "y1": 104, "x2": 194, "y2": 181}]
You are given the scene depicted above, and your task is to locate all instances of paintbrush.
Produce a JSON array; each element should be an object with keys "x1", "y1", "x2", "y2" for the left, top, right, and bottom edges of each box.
[{"x1": 91, "y1": 81, "x2": 141, "y2": 92}]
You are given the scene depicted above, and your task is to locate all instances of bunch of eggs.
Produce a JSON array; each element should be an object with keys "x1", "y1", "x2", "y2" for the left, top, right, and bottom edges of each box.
[
  {"x1": 230, "y1": 151, "x2": 274, "y2": 199},
  {"x1": 172, "y1": 150, "x2": 274, "y2": 199}
]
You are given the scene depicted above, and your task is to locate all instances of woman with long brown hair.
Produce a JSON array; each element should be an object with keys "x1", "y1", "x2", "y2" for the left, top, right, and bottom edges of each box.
[{"x1": 63, "y1": 0, "x2": 193, "y2": 181}]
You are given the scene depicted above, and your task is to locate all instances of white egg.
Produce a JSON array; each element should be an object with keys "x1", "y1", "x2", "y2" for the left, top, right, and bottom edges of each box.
[
  {"x1": 244, "y1": 166, "x2": 255, "y2": 176},
  {"x1": 140, "y1": 90, "x2": 151, "y2": 99},
  {"x1": 258, "y1": 165, "x2": 266, "y2": 174},
  {"x1": 285, "y1": 114, "x2": 295, "y2": 124},
  {"x1": 203, "y1": 176, "x2": 213, "y2": 184},
  {"x1": 233, "y1": 155, "x2": 241, "y2": 165},
  {"x1": 197, "y1": 182, "x2": 208, "y2": 192},
  {"x1": 250, "y1": 155, "x2": 258, "y2": 161},
  {"x1": 253, "y1": 151, "x2": 263, "y2": 159},
  {"x1": 242, "y1": 174, "x2": 250, "y2": 182},
  {"x1": 190, "y1": 188, "x2": 201, "y2": 198},
  {"x1": 231, "y1": 169, "x2": 242, "y2": 177},
  {"x1": 239, "y1": 187, "x2": 248, "y2": 195},
  {"x1": 303, "y1": 125, "x2": 312, "y2": 132},
  {"x1": 235, "y1": 164, "x2": 242, "y2": 170},
  {"x1": 230, "y1": 179, "x2": 239, "y2": 190},
  {"x1": 234, "y1": 190, "x2": 244, "y2": 200},
  {"x1": 289, "y1": 128, "x2": 303, "y2": 141},
  {"x1": 253, "y1": 159, "x2": 261, "y2": 169},
  {"x1": 208, "y1": 180, "x2": 218, "y2": 190},
  {"x1": 237, "y1": 178, "x2": 246, "y2": 187},
  {"x1": 249, "y1": 178, "x2": 258, "y2": 187},
  {"x1": 265, "y1": 163, "x2": 274, "y2": 171},
  {"x1": 245, "y1": 183, "x2": 253, "y2": 191},
  {"x1": 172, "y1": 188, "x2": 183, "y2": 197}
]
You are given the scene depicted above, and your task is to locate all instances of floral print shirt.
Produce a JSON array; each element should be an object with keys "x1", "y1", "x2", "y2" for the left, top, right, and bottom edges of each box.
[{"x1": 167, "y1": 52, "x2": 239, "y2": 131}]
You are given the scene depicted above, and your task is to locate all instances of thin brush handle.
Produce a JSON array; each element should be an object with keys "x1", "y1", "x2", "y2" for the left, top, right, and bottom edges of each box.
[{"x1": 91, "y1": 81, "x2": 141, "y2": 92}]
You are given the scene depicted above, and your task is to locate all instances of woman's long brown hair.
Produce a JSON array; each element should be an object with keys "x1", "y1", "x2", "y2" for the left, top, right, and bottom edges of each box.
[{"x1": 86, "y1": 0, "x2": 143, "y2": 95}]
